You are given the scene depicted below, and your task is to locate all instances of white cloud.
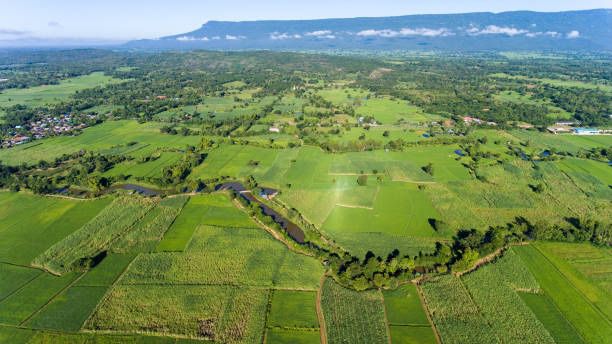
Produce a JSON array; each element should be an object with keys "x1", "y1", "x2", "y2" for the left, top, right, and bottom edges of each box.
[
  {"x1": 400, "y1": 28, "x2": 454, "y2": 37},
  {"x1": 357, "y1": 29, "x2": 399, "y2": 37},
  {"x1": 357, "y1": 27, "x2": 453, "y2": 38},
  {"x1": 212, "y1": 36, "x2": 221, "y2": 40},
  {"x1": 304, "y1": 30, "x2": 336, "y2": 39},
  {"x1": 305, "y1": 30, "x2": 332, "y2": 37},
  {"x1": 225, "y1": 35, "x2": 246, "y2": 40},
  {"x1": 525, "y1": 31, "x2": 560, "y2": 38},
  {"x1": 48, "y1": 21, "x2": 62, "y2": 28},
  {"x1": 176, "y1": 36, "x2": 209, "y2": 41},
  {"x1": 471, "y1": 25, "x2": 529, "y2": 36},
  {"x1": 270, "y1": 32, "x2": 302, "y2": 40},
  {"x1": 567, "y1": 30, "x2": 580, "y2": 39}
]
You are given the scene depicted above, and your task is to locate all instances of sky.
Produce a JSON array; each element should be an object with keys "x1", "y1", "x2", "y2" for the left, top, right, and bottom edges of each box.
[{"x1": 1, "y1": 0, "x2": 610, "y2": 43}]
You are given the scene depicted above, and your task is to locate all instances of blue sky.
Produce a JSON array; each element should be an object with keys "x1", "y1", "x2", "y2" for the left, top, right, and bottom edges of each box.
[{"x1": 1, "y1": 0, "x2": 610, "y2": 42}]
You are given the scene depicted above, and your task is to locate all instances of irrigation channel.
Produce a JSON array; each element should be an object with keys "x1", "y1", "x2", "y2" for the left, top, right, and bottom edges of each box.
[{"x1": 215, "y1": 182, "x2": 306, "y2": 244}]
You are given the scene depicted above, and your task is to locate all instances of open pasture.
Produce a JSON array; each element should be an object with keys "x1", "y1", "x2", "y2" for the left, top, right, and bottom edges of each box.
[
  {"x1": 322, "y1": 182, "x2": 441, "y2": 238},
  {"x1": 356, "y1": 97, "x2": 435, "y2": 124},
  {"x1": 0, "y1": 72, "x2": 123, "y2": 108},
  {"x1": 317, "y1": 87, "x2": 370, "y2": 105},
  {"x1": 155, "y1": 94, "x2": 274, "y2": 122},
  {"x1": 190, "y1": 145, "x2": 281, "y2": 181},
  {"x1": 320, "y1": 279, "x2": 389, "y2": 344}
]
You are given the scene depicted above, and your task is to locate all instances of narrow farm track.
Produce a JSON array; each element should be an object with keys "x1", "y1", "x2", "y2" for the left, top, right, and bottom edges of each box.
[
  {"x1": 316, "y1": 275, "x2": 328, "y2": 344},
  {"x1": 415, "y1": 283, "x2": 443, "y2": 344}
]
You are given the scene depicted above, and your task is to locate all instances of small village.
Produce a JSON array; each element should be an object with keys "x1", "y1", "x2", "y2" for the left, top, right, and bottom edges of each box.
[{"x1": 1, "y1": 113, "x2": 99, "y2": 148}]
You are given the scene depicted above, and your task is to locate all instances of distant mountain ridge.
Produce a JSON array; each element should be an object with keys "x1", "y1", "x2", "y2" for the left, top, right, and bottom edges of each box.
[{"x1": 125, "y1": 9, "x2": 612, "y2": 51}]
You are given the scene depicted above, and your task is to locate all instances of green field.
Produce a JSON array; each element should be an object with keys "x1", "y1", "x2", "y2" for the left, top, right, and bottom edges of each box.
[
  {"x1": 87, "y1": 285, "x2": 269, "y2": 343},
  {"x1": 0, "y1": 193, "x2": 111, "y2": 265},
  {"x1": 266, "y1": 328, "x2": 320, "y2": 344},
  {"x1": 0, "y1": 272, "x2": 80, "y2": 325},
  {"x1": 125, "y1": 224, "x2": 324, "y2": 289},
  {"x1": 32, "y1": 197, "x2": 158, "y2": 275},
  {"x1": 356, "y1": 97, "x2": 436, "y2": 124},
  {"x1": 0, "y1": 49, "x2": 610, "y2": 344},
  {"x1": 519, "y1": 292, "x2": 585, "y2": 343},
  {"x1": 26, "y1": 285, "x2": 108, "y2": 331},
  {"x1": 383, "y1": 284, "x2": 430, "y2": 326},
  {"x1": 267, "y1": 290, "x2": 319, "y2": 329},
  {"x1": 514, "y1": 245, "x2": 612, "y2": 344},
  {"x1": 0, "y1": 120, "x2": 200, "y2": 165},
  {"x1": 491, "y1": 73, "x2": 612, "y2": 93},
  {"x1": 0, "y1": 72, "x2": 123, "y2": 108},
  {"x1": 321, "y1": 279, "x2": 389, "y2": 344}
]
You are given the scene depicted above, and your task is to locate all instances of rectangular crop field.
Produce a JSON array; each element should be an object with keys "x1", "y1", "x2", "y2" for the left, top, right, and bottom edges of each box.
[
  {"x1": 0, "y1": 193, "x2": 111, "y2": 265},
  {"x1": 87, "y1": 285, "x2": 269, "y2": 344},
  {"x1": 267, "y1": 290, "x2": 319, "y2": 329},
  {"x1": 320, "y1": 279, "x2": 389, "y2": 344},
  {"x1": 32, "y1": 197, "x2": 157, "y2": 275},
  {"x1": 0, "y1": 272, "x2": 79, "y2": 325},
  {"x1": 383, "y1": 284, "x2": 430, "y2": 326},
  {"x1": 519, "y1": 292, "x2": 584, "y2": 343},
  {"x1": 124, "y1": 225, "x2": 324, "y2": 289},
  {"x1": 266, "y1": 328, "x2": 320, "y2": 344},
  {"x1": 25, "y1": 285, "x2": 108, "y2": 331},
  {"x1": 513, "y1": 245, "x2": 612, "y2": 343},
  {"x1": 0, "y1": 263, "x2": 41, "y2": 301},
  {"x1": 389, "y1": 326, "x2": 437, "y2": 344}
]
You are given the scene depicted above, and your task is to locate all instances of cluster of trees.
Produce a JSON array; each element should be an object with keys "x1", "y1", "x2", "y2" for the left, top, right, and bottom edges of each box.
[
  {"x1": 232, "y1": 184, "x2": 612, "y2": 291},
  {"x1": 528, "y1": 218, "x2": 611, "y2": 246},
  {"x1": 0, "y1": 151, "x2": 127, "y2": 194}
]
